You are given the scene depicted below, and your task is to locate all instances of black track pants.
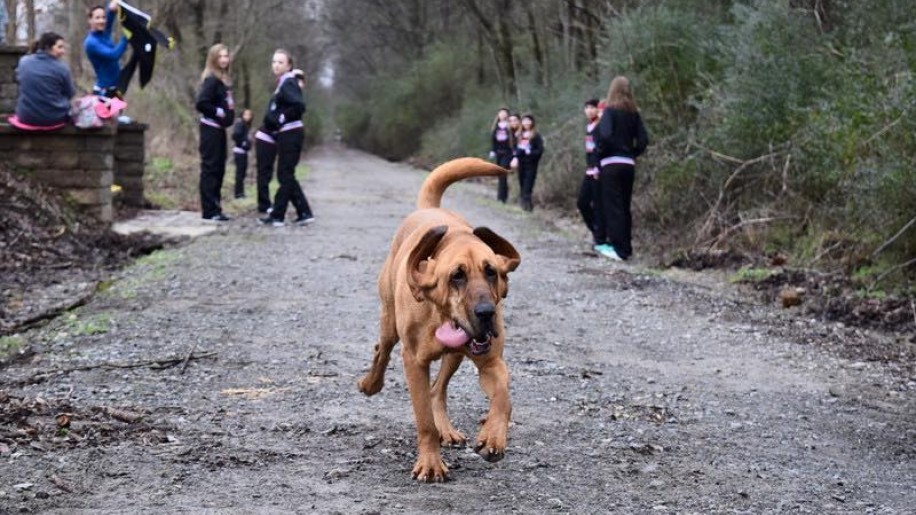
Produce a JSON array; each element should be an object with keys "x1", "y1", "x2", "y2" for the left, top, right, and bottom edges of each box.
[
  {"x1": 270, "y1": 128, "x2": 312, "y2": 219},
  {"x1": 199, "y1": 123, "x2": 227, "y2": 219}
]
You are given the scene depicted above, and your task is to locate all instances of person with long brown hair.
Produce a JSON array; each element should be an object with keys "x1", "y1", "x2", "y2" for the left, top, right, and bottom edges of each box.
[
  {"x1": 593, "y1": 76, "x2": 649, "y2": 261},
  {"x1": 514, "y1": 114, "x2": 544, "y2": 212},
  {"x1": 195, "y1": 43, "x2": 235, "y2": 221}
]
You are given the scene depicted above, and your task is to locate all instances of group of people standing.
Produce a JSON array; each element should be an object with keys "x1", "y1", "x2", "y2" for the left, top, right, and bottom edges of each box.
[
  {"x1": 489, "y1": 75, "x2": 648, "y2": 261},
  {"x1": 194, "y1": 46, "x2": 314, "y2": 226},
  {"x1": 489, "y1": 110, "x2": 544, "y2": 212}
]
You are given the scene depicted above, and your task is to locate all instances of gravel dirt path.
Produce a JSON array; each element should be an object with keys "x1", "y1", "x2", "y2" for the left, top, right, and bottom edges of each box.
[{"x1": 2, "y1": 147, "x2": 914, "y2": 514}]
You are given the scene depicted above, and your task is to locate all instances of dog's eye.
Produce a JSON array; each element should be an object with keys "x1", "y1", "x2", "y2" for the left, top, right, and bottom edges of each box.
[
  {"x1": 484, "y1": 265, "x2": 497, "y2": 280},
  {"x1": 451, "y1": 269, "x2": 466, "y2": 284}
]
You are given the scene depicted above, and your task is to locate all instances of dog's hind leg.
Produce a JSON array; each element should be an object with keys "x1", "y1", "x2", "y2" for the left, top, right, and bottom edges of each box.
[
  {"x1": 357, "y1": 307, "x2": 398, "y2": 396},
  {"x1": 431, "y1": 352, "x2": 467, "y2": 446}
]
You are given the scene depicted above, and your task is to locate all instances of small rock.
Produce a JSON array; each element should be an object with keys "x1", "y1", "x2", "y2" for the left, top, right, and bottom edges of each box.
[
  {"x1": 639, "y1": 463, "x2": 658, "y2": 475},
  {"x1": 779, "y1": 287, "x2": 802, "y2": 308},
  {"x1": 13, "y1": 483, "x2": 33, "y2": 491}
]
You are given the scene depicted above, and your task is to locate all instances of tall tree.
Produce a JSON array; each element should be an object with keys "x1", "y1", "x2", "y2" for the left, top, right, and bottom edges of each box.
[{"x1": 461, "y1": 0, "x2": 518, "y2": 102}]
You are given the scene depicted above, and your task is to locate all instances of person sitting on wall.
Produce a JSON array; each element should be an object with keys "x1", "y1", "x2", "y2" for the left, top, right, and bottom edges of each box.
[{"x1": 11, "y1": 32, "x2": 76, "y2": 130}]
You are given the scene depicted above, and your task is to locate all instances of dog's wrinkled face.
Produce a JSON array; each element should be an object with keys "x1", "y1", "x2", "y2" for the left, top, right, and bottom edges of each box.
[{"x1": 408, "y1": 226, "x2": 520, "y2": 354}]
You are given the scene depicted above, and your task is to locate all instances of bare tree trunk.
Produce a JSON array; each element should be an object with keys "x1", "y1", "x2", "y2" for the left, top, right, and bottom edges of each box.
[
  {"x1": 67, "y1": 0, "x2": 84, "y2": 79},
  {"x1": 241, "y1": 58, "x2": 250, "y2": 109},
  {"x1": 212, "y1": 0, "x2": 229, "y2": 45},
  {"x1": 193, "y1": 0, "x2": 206, "y2": 70},
  {"x1": 25, "y1": 0, "x2": 35, "y2": 44},
  {"x1": 462, "y1": 0, "x2": 518, "y2": 102},
  {"x1": 476, "y1": 29, "x2": 486, "y2": 86},
  {"x1": 524, "y1": 2, "x2": 547, "y2": 88},
  {"x1": 4, "y1": 0, "x2": 16, "y2": 45}
]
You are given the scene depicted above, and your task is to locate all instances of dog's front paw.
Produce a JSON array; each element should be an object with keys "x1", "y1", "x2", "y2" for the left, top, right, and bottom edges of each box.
[
  {"x1": 474, "y1": 441, "x2": 506, "y2": 463},
  {"x1": 438, "y1": 425, "x2": 467, "y2": 447},
  {"x1": 474, "y1": 422, "x2": 508, "y2": 463},
  {"x1": 412, "y1": 453, "x2": 449, "y2": 482},
  {"x1": 434, "y1": 415, "x2": 467, "y2": 447},
  {"x1": 356, "y1": 374, "x2": 383, "y2": 396}
]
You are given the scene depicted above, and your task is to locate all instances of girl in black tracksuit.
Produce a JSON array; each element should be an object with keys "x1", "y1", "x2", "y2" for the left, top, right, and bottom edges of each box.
[
  {"x1": 259, "y1": 50, "x2": 313, "y2": 226},
  {"x1": 595, "y1": 76, "x2": 649, "y2": 260},
  {"x1": 578, "y1": 99, "x2": 601, "y2": 244},
  {"x1": 489, "y1": 107, "x2": 514, "y2": 202},
  {"x1": 231, "y1": 109, "x2": 252, "y2": 199},
  {"x1": 195, "y1": 43, "x2": 235, "y2": 221},
  {"x1": 514, "y1": 114, "x2": 544, "y2": 212}
]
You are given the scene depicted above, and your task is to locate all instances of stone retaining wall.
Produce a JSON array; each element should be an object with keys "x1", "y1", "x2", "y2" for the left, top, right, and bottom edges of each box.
[
  {"x1": 114, "y1": 123, "x2": 147, "y2": 207},
  {"x1": 0, "y1": 124, "x2": 116, "y2": 222}
]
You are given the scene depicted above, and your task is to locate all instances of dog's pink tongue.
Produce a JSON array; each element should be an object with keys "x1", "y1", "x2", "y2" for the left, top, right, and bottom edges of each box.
[{"x1": 435, "y1": 322, "x2": 469, "y2": 348}]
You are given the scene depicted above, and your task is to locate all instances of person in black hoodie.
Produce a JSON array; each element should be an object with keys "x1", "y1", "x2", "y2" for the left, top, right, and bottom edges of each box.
[
  {"x1": 231, "y1": 108, "x2": 252, "y2": 199},
  {"x1": 259, "y1": 49, "x2": 313, "y2": 227},
  {"x1": 195, "y1": 43, "x2": 235, "y2": 221},
  {"x1": 578, "y1": 98, "x2": 601, "y2": 244},
  {"x1": 514, "y1": 114, "x2": 544, "y2": 212},
  {"x1": 594, "y1": 76, "x2": 649, "y2": 261},
  {"x1": 488, "y1": 107, "x2": 514, "y2": 202}
]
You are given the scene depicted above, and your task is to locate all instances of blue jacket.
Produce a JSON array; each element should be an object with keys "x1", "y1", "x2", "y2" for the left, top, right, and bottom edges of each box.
[
  {"x1": 84, "y1": 7, "x2": 128, "y2": 90},
  {"x1": 15, "y1": 51, "x2": 75, "y2": 126}
]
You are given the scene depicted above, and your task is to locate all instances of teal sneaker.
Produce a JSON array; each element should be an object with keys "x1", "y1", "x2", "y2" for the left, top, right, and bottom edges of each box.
[{"x1": 598, "y1": 245, "x2": 623, "y2": 261}]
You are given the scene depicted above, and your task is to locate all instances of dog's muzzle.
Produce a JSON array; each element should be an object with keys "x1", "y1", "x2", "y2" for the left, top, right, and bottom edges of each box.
[{"x1": 469, "y1": 302, "x2": 496, "y2": 355}]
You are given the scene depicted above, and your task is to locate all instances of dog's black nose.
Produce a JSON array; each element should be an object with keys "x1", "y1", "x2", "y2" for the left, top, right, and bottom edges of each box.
[{"x1": 474, "y1": 303, "x2": 495, "y2": 320}]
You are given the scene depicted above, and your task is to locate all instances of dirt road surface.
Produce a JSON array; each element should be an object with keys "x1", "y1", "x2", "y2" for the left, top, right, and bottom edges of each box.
[{"x1": 2, "y1": 148, "x2": 914, "y2": 513}]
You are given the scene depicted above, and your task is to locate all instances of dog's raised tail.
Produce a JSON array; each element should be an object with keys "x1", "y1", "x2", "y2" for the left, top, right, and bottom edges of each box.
[{"x1": 417, "y1": 157, "x2": 508, "y2": 209}]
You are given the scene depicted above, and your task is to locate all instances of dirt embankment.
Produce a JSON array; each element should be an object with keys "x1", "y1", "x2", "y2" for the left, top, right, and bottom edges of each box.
[
  {"x1": 0, "y1": 167, "x2": 169, "y2": 339},
  {"x1": 1, "y1": 148, "x2": 914, "y2": 513}
]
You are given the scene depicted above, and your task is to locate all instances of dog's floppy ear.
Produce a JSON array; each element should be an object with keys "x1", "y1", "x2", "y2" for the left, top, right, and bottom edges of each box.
[
  {"x1": 473, "y1": 227, "x2": 521, "y2": 273},
  {"x1": 407, "y1": 225, "x2": 448, "y2": 302},
  {"x1": 474, "y1": 227, "x2": 521, "y2": 299}
]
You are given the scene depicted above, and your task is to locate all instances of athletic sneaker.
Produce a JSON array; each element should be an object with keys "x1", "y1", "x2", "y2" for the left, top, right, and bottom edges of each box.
[
  {"x1": 598, "y1": 245, "x2": 623, "y2": 261},
  {"x1": 294, "y1": 214, "x2": 316, "y2": 226},
  {"x1": 259, "y1": 216, "x2": 284, "y2": 227},
  {"x1": 207, "y1": 213, "x2": 231, "y2": 222}
]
